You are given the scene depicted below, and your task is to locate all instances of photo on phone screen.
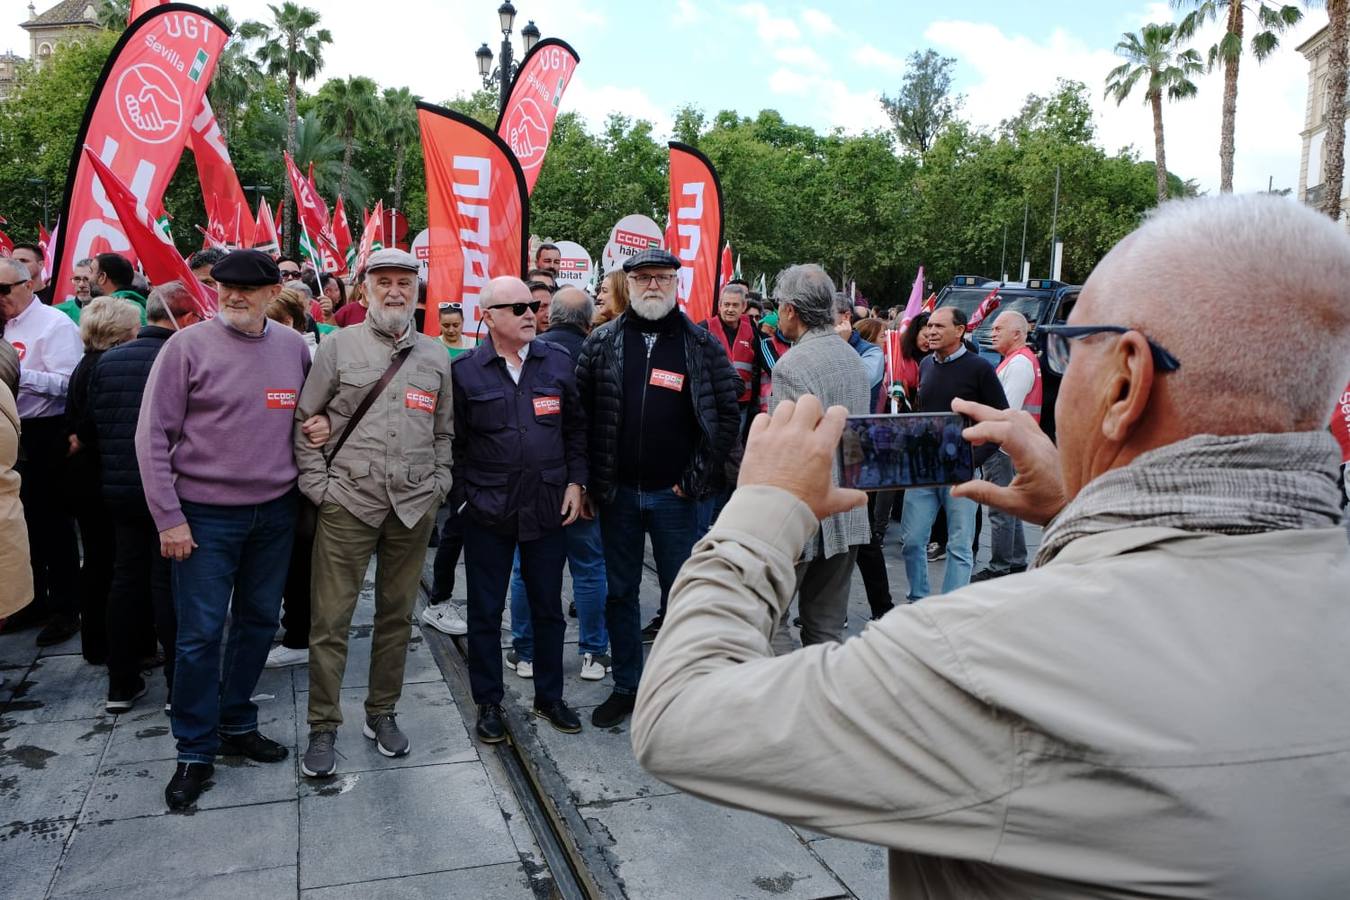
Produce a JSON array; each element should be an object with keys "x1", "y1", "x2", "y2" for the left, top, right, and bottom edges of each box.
[{"x1": 838, "y1": 413, "x2": 974, "y2": 491}]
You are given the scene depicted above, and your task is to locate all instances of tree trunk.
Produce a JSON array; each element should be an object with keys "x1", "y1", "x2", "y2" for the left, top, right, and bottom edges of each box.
[
  {"x1": 1151, "y1": 89, "x2": 1169, "y2": 203},
  {"x1": 1322, "y1": 0, "x2": 1349, "y2": 221},
  {"x1": 283, "y1": 55, "x2": 298, "y2": 256},
  {"x1": 1218, "y1": 2, "x2": 1243, "y2": 193},
  {"x1": 393, "y1": 143, "x2": 406, "y2": 211},
  {"x1": 338, "y1": 131, "x2": 354, "y2": 207}
]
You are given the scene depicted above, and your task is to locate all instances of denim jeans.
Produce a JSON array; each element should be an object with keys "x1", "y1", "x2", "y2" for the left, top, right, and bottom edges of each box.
[
  {"x1": 171, "y1": 491, "x2": 296, "y2": 764},
  {"x1": 600, "y1": 486, "x2": 698, "y2": 695},
  {"x1": 981, "y1": 453, "x2": 1027, "y2": 573},
  {"x1": 899, "y1": 487, "x2": 977, "y2": 600},
  {"x1": 510, "y1": 514, "x2": 609, "y2": 660}
]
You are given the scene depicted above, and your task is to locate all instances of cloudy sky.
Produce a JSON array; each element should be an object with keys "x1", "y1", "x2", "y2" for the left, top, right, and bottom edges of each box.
[{"x1": 5, "y1": 0, "x2": 1327, "y2": 194}]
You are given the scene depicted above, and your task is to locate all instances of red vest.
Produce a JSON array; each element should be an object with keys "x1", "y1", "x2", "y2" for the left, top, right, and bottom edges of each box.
[
  {"x1": 705, "y1": 316, "x2": 756, "y2": 404},
  {"x1": 997, "y1": 345, "x2": 1043, "y2": 423}
]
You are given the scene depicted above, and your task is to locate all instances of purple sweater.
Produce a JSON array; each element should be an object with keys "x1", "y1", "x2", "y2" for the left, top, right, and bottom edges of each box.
[{"x1": 136, "y1": 317, "x2": 311, "y2": 531}]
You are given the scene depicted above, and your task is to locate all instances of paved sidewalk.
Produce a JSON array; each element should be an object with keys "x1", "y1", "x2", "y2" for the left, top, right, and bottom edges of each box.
[{"x1": 0, "y1": 562, "x2": 547, "y2": 900}]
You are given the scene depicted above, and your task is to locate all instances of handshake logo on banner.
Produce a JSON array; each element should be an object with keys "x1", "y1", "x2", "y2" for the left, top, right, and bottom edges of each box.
[{"x1": 117, "y1": 63, "x2": 185, "y2": 145}]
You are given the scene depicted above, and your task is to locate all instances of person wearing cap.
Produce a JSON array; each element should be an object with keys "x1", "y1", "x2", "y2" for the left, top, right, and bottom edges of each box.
[
  {"x1": 575, "y1": 247, "x2": 742, "y2": 728},
  {"x1": 136, "y1": 249, "x2": 312, "y2": 810},
  {"x1": 292, "y1": 248, "x2": 453, "y2": 777}
]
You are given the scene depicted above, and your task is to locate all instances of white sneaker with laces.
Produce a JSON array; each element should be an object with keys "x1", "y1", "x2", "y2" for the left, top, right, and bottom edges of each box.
[
  {"x1": 579, "y1": 653, "x2": 611, "y2": 681},
  {"x1": 265, "y1": 645, "x2": 309, "y2": 668},
  {"x1": 420, "y1": 603, "x2": 468, "y2": 636},
  {"x1": 506, "y1": 650, "x2": 533, "y2": 679}
]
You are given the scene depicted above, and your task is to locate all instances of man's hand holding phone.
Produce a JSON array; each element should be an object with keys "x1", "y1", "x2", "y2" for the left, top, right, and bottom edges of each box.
[{"x1": 951, "y1": 400, "x2": 1067, "y2": 526}]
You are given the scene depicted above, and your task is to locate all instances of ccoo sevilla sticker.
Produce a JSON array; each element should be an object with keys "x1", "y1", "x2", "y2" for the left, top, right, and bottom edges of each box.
[
  {"x1": 533, "y1": 395, "x2": 561, "y2": 416},
  {"x1": 266, "y1": 389, "x2": 297, "y2": 409},
  {"x1": 405, "y1": 389, "x2": 436, "y2": 413},
  {"x1": 649, "y1": 369, "x2": 685, "y2": 392}
]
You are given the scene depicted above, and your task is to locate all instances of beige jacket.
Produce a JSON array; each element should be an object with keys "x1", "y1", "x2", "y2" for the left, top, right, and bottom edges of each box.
[
  {"x1": 634, "y1": 486, "x2": 1350, "y2": 899},
  {"x1": 295, "y1": 320, "x2": 453, "y2": 528},
  {"x1": 0, "y1": 383, "x2": 33, "y2": 619}
]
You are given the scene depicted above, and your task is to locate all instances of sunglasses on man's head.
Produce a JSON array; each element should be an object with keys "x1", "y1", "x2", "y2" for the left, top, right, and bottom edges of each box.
[
  {"x1": 487, "y1": 300, "x2": 542, "y2": 317},
  {"x1": 438, "y1": 302, "x2": 463, "y2": 311},
  {"x1": 0, "y1": 279, "x2": 30, "y2": 296}
]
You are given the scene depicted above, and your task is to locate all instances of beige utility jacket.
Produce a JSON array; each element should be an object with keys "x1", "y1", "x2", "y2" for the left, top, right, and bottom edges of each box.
[
  {"x1": 0, "y1": 383, "x2": 32, "y2": 619},
  {"x1": 295, "y1": 320, "x2": 453, "y2": 528},
  {"x1": 634, "y1": 486, "x2": 1350, "y2": 899}
]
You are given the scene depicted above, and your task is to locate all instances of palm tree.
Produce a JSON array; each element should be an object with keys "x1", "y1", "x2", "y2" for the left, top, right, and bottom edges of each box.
[
  {"x1": 239, "y1": 3, "x2": 332, "y2": 252},
  {"x1": 293, "y1": 112, "x2": 372, "y2": 212},
  {"x1": 382, "y1": 86, "x2": 421, "y2": 211},
  {"x1": 1105, "y1": 23, "x2": 1203, "y2": 203},
  {"x1": 1307, "y1": 0, "x2": 1349, "y2": 220},
  {"x1": 204, "y1": 6, "x2": 260, "y2": 142},
  {"x1": 315, "y1": 76, "x2": 380, "y2": 205},
  {"x1": 1174, "y1": 0, "x2": 1302, "y2": 192},
  {"x1": 95, "y1": 0, "x2": 130, "y2": 30}
]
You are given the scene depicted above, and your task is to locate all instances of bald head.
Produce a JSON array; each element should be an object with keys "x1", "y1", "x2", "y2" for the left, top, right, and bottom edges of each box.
[
  {"x1": 991, "y1": 309, "x2": 1029, "y2": 356},
  {"x1": 549, "y1": 286, "x2": 594, "y2": 332},
  {"x1": 480, "y1": 276, "x2": 536, "y2": 348}
]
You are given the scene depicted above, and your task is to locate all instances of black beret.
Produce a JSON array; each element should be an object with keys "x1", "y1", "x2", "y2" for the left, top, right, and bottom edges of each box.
[
  {"x1": 210, "y1": 249, "x2": 281, "y2": 287},
  {"x1": 622, "y1": 248, "x2": 682, "y2": 273}
]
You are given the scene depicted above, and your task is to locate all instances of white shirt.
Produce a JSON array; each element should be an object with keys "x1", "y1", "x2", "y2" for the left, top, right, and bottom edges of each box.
[
  {"x1": 502, "y1": 342, "x2": 529, "y2": 384},
  {"x1": 997, "y1": 350, "x2": 1036, "y2": 412},
  {"x1": 5, "y1": 298, "x2": 83, "y2": 419}
]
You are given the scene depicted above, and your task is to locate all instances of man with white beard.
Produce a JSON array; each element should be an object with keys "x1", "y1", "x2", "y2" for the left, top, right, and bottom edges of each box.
[
  {"x1": 292, "y1": 249, "x2": 453, "y2": 778},
  {"x1": 575, "y1": 248, "x2": 742, "y2": 728}
]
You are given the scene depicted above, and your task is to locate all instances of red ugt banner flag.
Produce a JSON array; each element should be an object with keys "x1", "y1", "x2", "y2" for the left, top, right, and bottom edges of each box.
[
  {"x1": 188, "y1": 95, "x2": 253, "y2": 246},
  {"x1": 332, "y1": 196, "x2": 353, "y2": 274},
  {"x1": 668, "y1": 142, "x2": 724, "y2": 326},
  {"x1": 419, "y1": 103, "x2": 528, "y2": 338},
  {"x1": 283, "y1": 152, "x2": 341, "y2": 272},
  {"x1": 496, "y1": 39, "x2": 579, "y2": 196},
  {"x1": 50, "y1": 4, "x2": 229, "y2": 305}
]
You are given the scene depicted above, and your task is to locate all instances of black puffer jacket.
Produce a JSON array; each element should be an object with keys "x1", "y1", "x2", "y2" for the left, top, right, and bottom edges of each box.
[
  {"x1": 79, "y1": 325, "x2": 173, "y2": 512},
  {"x1": 576, "y1": 310, "x2": 742, "y2": 503}
]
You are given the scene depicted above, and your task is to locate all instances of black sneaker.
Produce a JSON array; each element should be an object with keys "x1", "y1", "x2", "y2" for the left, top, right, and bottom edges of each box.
[
  {"x1": 476, "y1": 704, "x2": 506, "y2": 743},
  {"x1": 640, "y1": 615, "x2": 664, "y2": 643},
  {"x1": 926, "y1": 542, "x2": 946, "y2": 562},
  {"x1": 218, "y1": 730, "x2": 289, "y2": 763},
  {"x1": 969, "y1": 568, "x2": 1007, "y2": 583},
  {"x1": 165, "y1": 762, "x2": 213, "y2": 811},
  {"x1": 106, "y1": 675, "x2": 148, "y2": 714},
  {"x1": 35, "y1": 614, "x2": 80, "y2": 647},
  {"x1": 534, "y1": 698, "x2": 582, "y2": 734},
  {"x1": 1009, "y1": 565, "x2": 1028, "y2": 574},
  {"x1": 590, "y1": 691, "x2": 636, "y2": 728},
  {"x1": 567, "y1": 601, "x2": 577, "y2": 618}
]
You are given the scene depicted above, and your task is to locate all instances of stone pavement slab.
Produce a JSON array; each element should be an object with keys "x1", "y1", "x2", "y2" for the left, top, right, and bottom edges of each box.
[
  {"x1": 1, "y1": 718, "x2": 110, "y2": 823},
  {"x1": 52, "y1": 865, "x2": 298, "y2": 900},
  {"x1": 301, "y1": 861, "x2": 534, "y2": 899},
  {"x1": 804, "y1": 837, "x2": 889, "y2": 900},
  {"x1": 0, "y1": 817, "x2": 73, "y2": 900}
]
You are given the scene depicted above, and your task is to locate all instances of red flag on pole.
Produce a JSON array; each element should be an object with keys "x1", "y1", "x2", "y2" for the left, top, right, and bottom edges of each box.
[
  {"x1": 667, "y1": 142, "x2": 724, "y2": 326},
  {"x1": 966, "y1": 285, "x2": 1003, "y2": 332},
  {"x1": 921, "y1": 292, "x2": 937, "y2": 315},
  {"x1": 0, "y1": 229, "x2": 12, "y2": 256},
  {"x1": 718, "y1": 241, "x2": 733, "y2": 292},
  {"x1": 128, "y1": 0, "x2": 167, "y2": 24},
  {"x1": 418, "y1": 102, "x2": 528, "y2": 338},
  {"x1": 283, "y1": 152, "x2": 340, "y2": 272},
  {"x1": 496, "y1": 39, "x2": 579, "y2": 196},
  {"x1": 332, "y1": 196, "x2": 352, "y2": 274},
  {"x1": 50, "y1": 5, "x2": 229, "y2": 306},
  {"x1": 252, "y1": 196, "x2": 279, "y2": 256},
  {"x1": 188, "y1": 95, "x2": 253, "y2": 245},
  {"x1": 84, "y1": 146, "x2": 216, "y2": 319},
  {"x1": 351, "y1": 199, "x2": 383, "y2": 276}
]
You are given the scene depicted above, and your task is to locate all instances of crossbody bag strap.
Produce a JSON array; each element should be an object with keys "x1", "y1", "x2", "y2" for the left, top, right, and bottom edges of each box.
[{"x1": 324, "y1": 346, "x2": 413, "y2": 467}]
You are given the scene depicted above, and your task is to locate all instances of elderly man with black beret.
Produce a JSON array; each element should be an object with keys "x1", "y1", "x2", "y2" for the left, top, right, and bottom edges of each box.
[{"x1": 136, "y1": 249, "x2": 312, "y2": 811}]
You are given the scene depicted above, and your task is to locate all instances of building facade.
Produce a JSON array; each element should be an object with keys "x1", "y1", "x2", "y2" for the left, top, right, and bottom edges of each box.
[
  {"x1": 20, "y1": 1, "x2": 100, "y2": 67},
  {"x1": 1297, "y1": 24, "x2": 1350, "y2": 222}
]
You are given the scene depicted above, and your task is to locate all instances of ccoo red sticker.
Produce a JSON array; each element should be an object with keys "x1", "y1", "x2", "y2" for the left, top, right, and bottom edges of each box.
[
  {"x1": 265, "y1": 389, "x2": 297, "y2": 409},
  {"x1": 533, "y1": 396, "x2": 561, "y2": 416},
  {"x1": 405, "y1": 389, "x2": 436, "y2": 413},
  {"x1": 649, "y1": 369, "x2": 685, "y2": 392}
]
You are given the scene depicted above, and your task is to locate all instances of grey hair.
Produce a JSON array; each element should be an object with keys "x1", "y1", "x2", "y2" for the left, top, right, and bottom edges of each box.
[
  {"x1": 720, "y1": 283, "x2": 748, "y2": 302},
  {"x1": 993, "y1": 309, "x2": 1029, "y2": 335},
  {"x1": 831, "y1": 291, "x2": 854, "y2": 319},
  {"x1": 774, "y1": 264, "x2": 836, "y2": 329},
  {"x1": 146, "y1": 280, "x2": 196, "y2": 323},
  {"x1": 549, "y1": 287, "x2": 594, "y2": 332},
  {"x1": 75, "y1": 257, "x2": 93, "y2": 269},
  {"x1": 0, "y1": 258, "x2": 30, "y2": 282}
]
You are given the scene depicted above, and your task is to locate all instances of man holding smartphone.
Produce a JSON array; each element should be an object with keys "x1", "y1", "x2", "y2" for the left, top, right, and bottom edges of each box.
[{"x1": 898, "y1": 306, "x2": 1007, "y2": 600}]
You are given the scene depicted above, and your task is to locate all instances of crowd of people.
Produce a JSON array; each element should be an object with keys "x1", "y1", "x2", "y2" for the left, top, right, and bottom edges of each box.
[{"x1": 2, "y1": 193, "x2": 1347, "y2": 846}]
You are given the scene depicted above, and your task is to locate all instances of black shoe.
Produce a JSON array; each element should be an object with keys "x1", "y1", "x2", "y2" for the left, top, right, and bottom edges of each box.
[
  {"x1": 476, "y1": 704, "x2": 506, "y2": 743},
  {"x1": 640, "y1": 615, "x2": 664, "y2": 643},
  {"x1": 0, "y1": 603, "x2": 43, "y2": 633},
  {"x1": 969, "y1": 568, "x2": 1007, "y2": 583},
  {"x1": 926, "y1": 543, "x2": 946, "y2": 562},
  {"x1": 139, "y1": 651, "x2": 166, "y2": 670},
  {"x1": 568, "y1": 601, "x2": 577, "y2": 618},
  {"x1": 106, "y1": 675, "x2": 148, "y2": 714},
  {"x1": 35, "y1": 614, "x2": 80, "y2": 647},
  {"x1": 533, "y1": 698, "x2": 581, "y2": 734},
  {"x1": 591, "y1": 691, "x2": 636, "y2": 728},
  {"x1": 218, "y1": 730, "x2": 289, "y2": 763},
  {"x1": 1009, "y1": 565, "x2": 1028, "y2": 574},
  {"x1": 165, "y1": 762, "x2": 213, "y2": 810}
]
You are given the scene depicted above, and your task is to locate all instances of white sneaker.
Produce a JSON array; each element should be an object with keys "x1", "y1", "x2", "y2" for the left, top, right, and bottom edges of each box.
[
  {"x1": 579, "y1": 653, "x2": 612, "y2": 682},
  {"x1": 506, "y1": 650, "x2": 533, "y2": 679},
  {"x1": 420, "y1": 603, "x2": 468, "y2": 636},
  {"x1": 265, "y1": 645, "x2": 309, "y2": 668}
]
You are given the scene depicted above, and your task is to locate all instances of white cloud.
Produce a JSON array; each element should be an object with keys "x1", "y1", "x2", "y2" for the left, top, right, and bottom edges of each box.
[
  {"x1": 734, "y1": 3, "x2": 802, "y2": 43},
  {"x1": 801, "y1": 8, "x2": 840, "y2": 37},
  {"x1": 564, "y1": 73, "x2": 672, "y2": 137},
  {"x1": 855, "y1": 43, "x2": 905, "y2": 75},
  {"x1": 674, "y1": 0, "x2": 705, "y2": 27},
  {"x1": 768, "y1": 67, "x2": 889, "y2": 133},
  {"x1": 773, "y1": 44, "x2": 830, "y2": 73}
]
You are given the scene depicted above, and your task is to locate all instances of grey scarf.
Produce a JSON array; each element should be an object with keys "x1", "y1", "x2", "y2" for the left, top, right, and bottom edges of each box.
[{"x1": 1036, "y1": 432, "x2": 1344, "y2": 567}]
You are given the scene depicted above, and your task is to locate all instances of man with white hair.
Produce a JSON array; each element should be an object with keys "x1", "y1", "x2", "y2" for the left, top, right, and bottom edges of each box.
[
  {"x1": 972, "y1": 309, "x2": 1040, "y2": 581},
  {"x1": 633, "y1": 194, "x2": 1350, "y2": 898},
  {"x1": 293, "y1": 249, "x2": 453, "y2": 778}
]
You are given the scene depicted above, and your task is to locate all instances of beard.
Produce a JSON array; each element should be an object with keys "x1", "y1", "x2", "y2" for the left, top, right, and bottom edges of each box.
[
  {"x1": 630, "y1": 290, "x2": 676, "y2": 321},
  {"x1": 367, "y1": 302, "x2": 414, "y2": 335}
]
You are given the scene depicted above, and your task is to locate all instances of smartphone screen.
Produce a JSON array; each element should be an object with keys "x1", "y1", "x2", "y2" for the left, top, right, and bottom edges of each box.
[{"x1": 838, "y1": 412, "x2": 974, "y2": 491}]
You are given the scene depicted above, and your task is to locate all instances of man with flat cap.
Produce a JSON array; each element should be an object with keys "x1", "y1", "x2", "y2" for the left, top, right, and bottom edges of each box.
[
  {"x1": 137, "y1": 249, "x2": 312, "y2": 810},
  {"x1": 575, "y1": 247, "x2": 742, "y2": 728},
  {"x1": 293, "y1": 249, "x2": 453, "y2": 777}
]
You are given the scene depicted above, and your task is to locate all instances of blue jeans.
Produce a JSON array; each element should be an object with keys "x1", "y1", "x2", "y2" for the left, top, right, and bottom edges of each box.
[
  {"x1": 171, "y1": 492, "x2": 297, "y2": 764},
  {"x1": 899, "y1": 487, "x2": 976, "y2": 600},
  {"x1": 600, "y1": 486, "x2": 698, "y2": 695},
  {"x1": 510, "y1": 515, "x2": 609, "y2": 659}
]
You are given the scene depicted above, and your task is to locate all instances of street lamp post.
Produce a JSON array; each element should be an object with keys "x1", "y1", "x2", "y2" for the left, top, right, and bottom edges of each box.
[{"x1": 475, "y1": 2, "x2": 542, "y2": 113}]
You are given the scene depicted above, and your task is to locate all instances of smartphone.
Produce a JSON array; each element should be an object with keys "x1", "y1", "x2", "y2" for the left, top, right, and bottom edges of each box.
[{"x1": 837, "y1": 412, "x2": 974, "y2": 491}]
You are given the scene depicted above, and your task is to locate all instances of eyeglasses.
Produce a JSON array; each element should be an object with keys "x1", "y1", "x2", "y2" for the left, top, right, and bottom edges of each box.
[
  {"x1": 627, "y1": 272, "x2": 677, "y2": 287},
  {"x1": 0, "y1": 280, "x2": 29, "y2": 296},
  {"x1": 486, "y1": 300, "x2": 542, "y2": 317},
  {"x1": 71, "y1": 275, "x2": 91, "y2": 283},
  {"x1": 438, "y1": 302, "x2": 463, "y2": 311},
  {"x1": 280, "y1": 270, "x2": 302, "y2": 281},
  {"x1": 1038, "y1": 325, "x2": 1181, "y2": 376}
]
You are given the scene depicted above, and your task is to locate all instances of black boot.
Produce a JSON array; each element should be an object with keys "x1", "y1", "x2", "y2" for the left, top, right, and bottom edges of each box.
[{"x1": 165, "y1": 762, "x2": 214, "y2": 810}]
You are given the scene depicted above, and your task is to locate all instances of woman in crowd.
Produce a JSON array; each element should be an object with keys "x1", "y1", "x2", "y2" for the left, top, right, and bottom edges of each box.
[
  {"x1": 436, "y1": 302, "x2": 476, "y2": 358},
  {"x1": 854, "y1": 317, "x2": 888, "y2": 413},
  {"x1": 318, "y1": 273, "x2": 346, "y2": 332},
  {"x1": 334, "y1": 280, "x2": 367, "y2": 326},
  {"x1": 594, "y1": 270, "x2": 629, "y2": 326},
  {"x1": 65, "y1": 297, "x2": 142, "y2": 663}
]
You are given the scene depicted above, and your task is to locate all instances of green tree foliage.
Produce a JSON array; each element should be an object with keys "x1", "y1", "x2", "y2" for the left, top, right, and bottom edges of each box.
[
  {"x1": 881, "y1": 50, "x2": 962, "y2": 156},
  {"x1": 315, "y1": 75, "x2": 380, "y2": 204}
]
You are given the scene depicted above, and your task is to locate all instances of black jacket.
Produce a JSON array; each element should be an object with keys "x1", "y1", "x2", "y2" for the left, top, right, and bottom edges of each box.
[
  {"x1": 536, "y1": 322, "x2": 587, "y2": 361},
  {"x1": 576, "y1": 309, "x2": 742, "y2": 503},
  {"x1": 79, "y1": 325, "x2": 173, "y2": 512}
]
